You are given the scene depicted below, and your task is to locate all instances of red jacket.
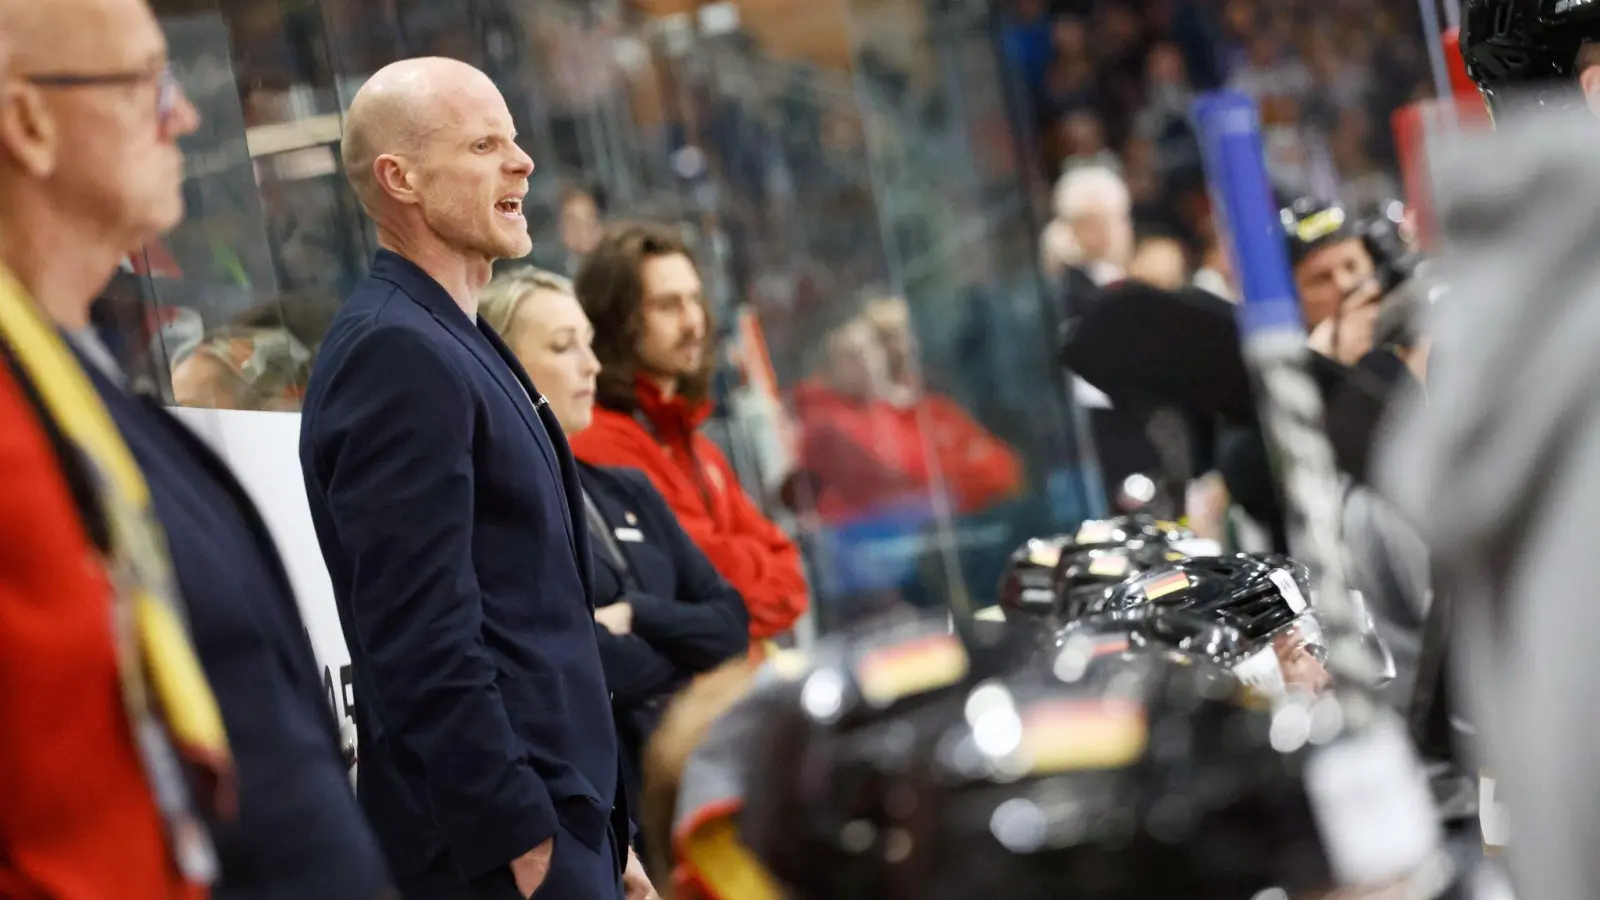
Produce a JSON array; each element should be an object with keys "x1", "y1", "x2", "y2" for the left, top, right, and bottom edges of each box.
[
  {"x1": 569, "y1": 379, "x2": 809, "y2": 641},
  {"x1": 0, "y1": 363, "x2": 203, "y2": 900},
  {"x1": 898, "y1": 392, "x2": 1025, "y2": 514},
  {"x1": 791, "y1": 380, "x2": 1025, "y2": 523},
  {"x1": 789, "y1": 380, "x2": 930, "y2": 523}
]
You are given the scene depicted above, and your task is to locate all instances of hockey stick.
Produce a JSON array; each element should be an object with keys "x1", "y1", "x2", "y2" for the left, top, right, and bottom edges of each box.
[{"x1": 1190, "y1": 91, "x2": 1387, "y2": 690}]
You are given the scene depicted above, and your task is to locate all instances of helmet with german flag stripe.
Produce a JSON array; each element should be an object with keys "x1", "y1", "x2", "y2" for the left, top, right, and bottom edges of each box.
[
  {"x1": 734, "y1": 610, "x2": 1032, "y2": 900},
  {"x1": 739, "y1": 638, "x2": 1450, "y2": 899},
  {"x1": 1087, "y1": 554, "x2": 1331, "y2": 700},
  {"x1": 1052, "y1": 541, "x2": 1194, "y2": 622},
  {"x1": 1098, "y1": 554, "x2": 1313, "y2": 643},
  {"x1": 996, "y1": 515, "x2": 1201, "y2": 626}
]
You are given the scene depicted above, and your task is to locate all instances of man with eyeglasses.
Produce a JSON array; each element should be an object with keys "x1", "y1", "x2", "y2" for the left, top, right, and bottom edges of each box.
[
  {"x1": 0, "y1": 2, "x2": 188, "y2": 300},
  {"x1": 0, "y1": 1, "x2": 393, "y2": 898},
  {"x1": 0, "y1": 20, "x2": 215, "y2": 900}
]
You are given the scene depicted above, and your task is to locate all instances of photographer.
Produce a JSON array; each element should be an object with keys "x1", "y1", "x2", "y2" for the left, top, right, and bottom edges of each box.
[
  {"x1": 1284, "y1": 198, "x2": 1387, "y2": 365},
  {"x1": 1216, "y1": 199, "x2": 1420, "y2": 550}
]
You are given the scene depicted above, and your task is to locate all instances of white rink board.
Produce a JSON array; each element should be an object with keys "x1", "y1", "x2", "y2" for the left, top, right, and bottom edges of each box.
[{"x1": 168, "y1": 407, "x2": 355, "y2": 731}]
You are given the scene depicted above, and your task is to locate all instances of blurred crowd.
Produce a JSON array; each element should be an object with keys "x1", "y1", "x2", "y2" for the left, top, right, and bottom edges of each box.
[{"x1": 1005, "y1": 0, "x2": 1433, "y2": 292}]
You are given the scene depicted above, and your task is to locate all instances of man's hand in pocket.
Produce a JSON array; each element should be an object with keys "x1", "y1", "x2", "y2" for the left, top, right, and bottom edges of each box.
[
  {"x1": 623, "y1": 848, "x2": 659, "y2": 900},
  {"x1": 509, "y1": 838, "x2": 554, "y2": 898}
]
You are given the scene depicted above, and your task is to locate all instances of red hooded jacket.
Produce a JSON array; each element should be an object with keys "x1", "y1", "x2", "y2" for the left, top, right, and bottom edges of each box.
[{"x1": 569, "y1": 378, "x2": 809, "y2": 642}]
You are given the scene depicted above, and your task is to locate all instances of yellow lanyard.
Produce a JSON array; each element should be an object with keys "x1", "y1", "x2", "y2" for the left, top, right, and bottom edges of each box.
[{"x1": 0, "y1": 264, "x2": 229, "y2": 882}]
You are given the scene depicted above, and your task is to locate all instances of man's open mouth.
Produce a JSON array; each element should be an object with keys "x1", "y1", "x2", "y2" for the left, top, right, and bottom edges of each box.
[{"x1": 495, "y1": 196, "x2": 523, "y2": 217}]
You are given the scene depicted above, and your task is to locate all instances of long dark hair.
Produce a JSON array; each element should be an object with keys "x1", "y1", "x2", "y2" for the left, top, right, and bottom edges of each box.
[{"x1": 574, "y1": 221, "x2": 715, "y2": 412}]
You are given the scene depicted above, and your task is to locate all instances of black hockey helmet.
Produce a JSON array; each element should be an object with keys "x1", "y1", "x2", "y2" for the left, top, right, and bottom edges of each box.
[
  {"x1": 734, "y1": 611, "x2": 986, "y2": 900},
  {"x1": 1096, "y1": 554, "x2": 1314, "y2": 643},
  {"x1": 740, "y1": 634, "x2": 1449, "y2": 900},
  {"x1": 1051, "y1": 542, "x2": 1187, "y2": 622},
  {"x1": 996, "y1": 516, "x2": 1199, "y2": 625},
  {"x1": 1082, "y1": 553, "x2": 1332, "y2": 699},
  {"x1": 1461, "y1": 0, "x2": 1600, "y2": 116}
]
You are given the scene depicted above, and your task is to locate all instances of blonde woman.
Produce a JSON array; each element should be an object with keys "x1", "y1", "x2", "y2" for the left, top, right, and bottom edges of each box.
[{"x1": 481, "y1": 268, "x2": 750, "y2": 870}]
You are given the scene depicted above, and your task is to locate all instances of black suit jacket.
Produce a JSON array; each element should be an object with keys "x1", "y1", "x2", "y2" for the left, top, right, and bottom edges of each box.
[
  {"x1": 579, "y1": 462, "x2": 748, "y2": 806},
  {"x1": 299, "y1": 250, "x2": 628, "y2": 885}
]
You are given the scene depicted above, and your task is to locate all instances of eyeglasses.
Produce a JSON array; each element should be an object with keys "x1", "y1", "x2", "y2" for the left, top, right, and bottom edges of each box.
[{"x1": 25, "y1": 65, "x2": 181, "y2": 127}]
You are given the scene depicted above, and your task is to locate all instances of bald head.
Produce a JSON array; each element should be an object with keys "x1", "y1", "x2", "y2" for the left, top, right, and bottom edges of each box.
[
  {"x1": 341, "y1": 57, "x2": 534, "y2": 271},
  {"x1": 342, "y1": 57, "x2": 501, "y2": 214},
  {"x1": 0, "y1": 0, "x2": 159, "y2": 73}
]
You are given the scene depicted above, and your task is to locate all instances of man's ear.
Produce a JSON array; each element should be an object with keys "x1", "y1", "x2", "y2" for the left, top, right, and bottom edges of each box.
[
  {"x1": 1582, "y1": 65, "x2": 1600, "y2": 117},
  {"x1": 0, "y1": 83, "x2": 59, "y2": 178},
  {"x1": 372, "y1": 154, "x2": 418, "y2": 205}
]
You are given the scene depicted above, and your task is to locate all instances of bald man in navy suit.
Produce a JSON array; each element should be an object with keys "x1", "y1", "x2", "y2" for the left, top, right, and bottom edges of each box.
[{"x1": 299, "y1": 57, "x2": 655, "y2": 900}]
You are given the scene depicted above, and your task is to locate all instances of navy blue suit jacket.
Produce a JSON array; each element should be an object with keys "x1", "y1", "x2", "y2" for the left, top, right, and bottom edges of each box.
[
  {"x1": 300, "y1": 250, "x2": 628, "y2": 886},
  {"x1": 579, "y1": 463, "x2": 748, "y2": 809},
  {"x1": 80, "y1": 358, "x2": 389, "y2": 900}
]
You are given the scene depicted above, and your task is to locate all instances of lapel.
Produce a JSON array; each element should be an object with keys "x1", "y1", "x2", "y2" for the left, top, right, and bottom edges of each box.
[
  {"x1": 369, "y1": 252, "x2": 548, "y2": 442},
  {"x1": 531, "y1": 373, "x2": 592, "y2": 600},
  {"x1": 368, "y1": 252, "x2": 586, "y2": 578}
]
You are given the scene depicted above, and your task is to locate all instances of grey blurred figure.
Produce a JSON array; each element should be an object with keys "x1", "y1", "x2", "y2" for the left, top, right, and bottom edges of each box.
[{"x1": 1379, "y1": 107, "x2": 1600, "y2": 900}]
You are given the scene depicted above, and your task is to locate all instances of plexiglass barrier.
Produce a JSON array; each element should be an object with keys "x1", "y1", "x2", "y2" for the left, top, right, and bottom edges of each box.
[{"x1": 127, "y1": 0, "x2": 1437, "y2": 635}]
